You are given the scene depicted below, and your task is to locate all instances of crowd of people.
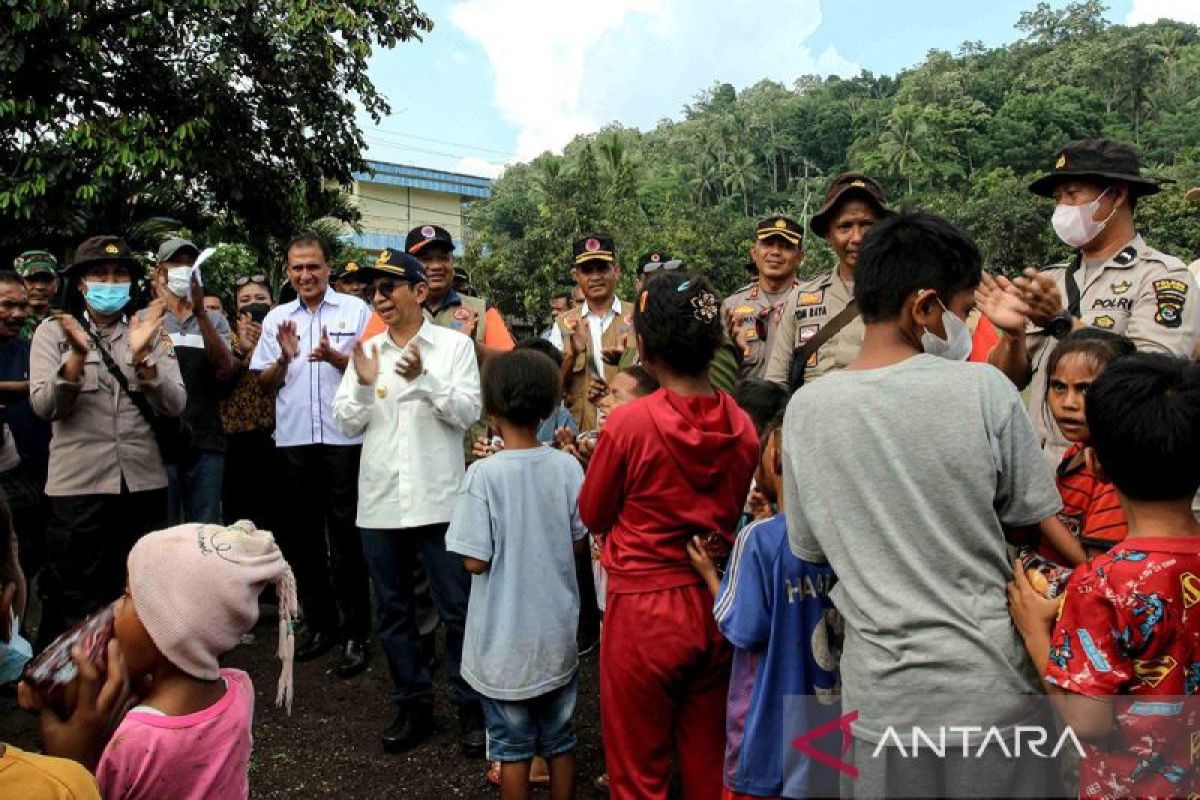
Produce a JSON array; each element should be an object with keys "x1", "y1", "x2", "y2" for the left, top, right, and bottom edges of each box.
[{"x1": 1, "y1": 135, "x2": 1199, "y2": 799}]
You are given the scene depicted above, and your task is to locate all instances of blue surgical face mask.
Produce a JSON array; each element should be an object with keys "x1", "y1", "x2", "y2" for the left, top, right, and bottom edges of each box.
[
  {"x1": 0, "y1": 610, "x2": 32, "y2": 685},
  {"x1": 84, "y1": 281, "x2": 132, "y2": 314}
]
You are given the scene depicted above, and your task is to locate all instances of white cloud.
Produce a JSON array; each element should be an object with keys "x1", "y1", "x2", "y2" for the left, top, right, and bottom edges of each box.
[
  {"x1": 450, "y1": 0, "x2": 858, "y2": 161},
  {"x1": 1126, "y1": 0, "x2": 1200, "y2": 25},
  {"x1": 454, "y1": 156, "x2": 505, "y2": 179},
  {"x1": 450, "y1": 0, "x2": 665, "y2": 161}
]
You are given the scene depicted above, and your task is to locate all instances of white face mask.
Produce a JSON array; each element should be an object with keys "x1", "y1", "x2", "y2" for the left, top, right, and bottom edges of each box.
[
  {"x1": 920, "y1": 297, "x2": 972, "y2": 361},
  {"x1": 166, "y1": 266, "x2": 193, "y2": 298},
  {"x1": 1051, "y1": 188, "x2": 1114, "y2": 249}
]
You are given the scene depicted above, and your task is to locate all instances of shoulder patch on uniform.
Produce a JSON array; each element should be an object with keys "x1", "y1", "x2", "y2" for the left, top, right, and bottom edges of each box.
[
  {"x1": 1112, "y1": 245, "x2": 1138, "y2": 266},
  {"x1": 1093, "y1": 315, "x2": 1115, "y2": 329},
  {"x1": 1152, "y1": 278, "x2": 1187, "y2": 329}
]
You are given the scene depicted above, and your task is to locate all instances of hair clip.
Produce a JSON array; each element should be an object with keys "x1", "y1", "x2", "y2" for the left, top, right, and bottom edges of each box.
[
  {"x1": 691, "y1": 291, "x2": 718, "y2": 323},
  {"x1": 676, "y1": 279, "x2": 694, "y2": 292},
  {"x1": 639, "y1": 290, "x2": 648, "y2": 313}
]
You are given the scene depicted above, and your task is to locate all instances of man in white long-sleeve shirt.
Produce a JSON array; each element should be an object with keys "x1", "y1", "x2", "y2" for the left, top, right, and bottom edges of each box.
[{"x1": 332, "y1": 248, "x2": 484, "y2": 755}]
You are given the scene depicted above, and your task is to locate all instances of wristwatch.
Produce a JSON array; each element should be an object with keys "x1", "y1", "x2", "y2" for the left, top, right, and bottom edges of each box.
[{"x1": 1040, "y1": 311, "x2": 1074, "y2": 340}]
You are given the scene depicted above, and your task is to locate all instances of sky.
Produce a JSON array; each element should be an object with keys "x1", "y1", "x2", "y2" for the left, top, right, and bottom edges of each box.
[{"x1": 358, "y1": 0, "x2": 1200, "y2": 180}]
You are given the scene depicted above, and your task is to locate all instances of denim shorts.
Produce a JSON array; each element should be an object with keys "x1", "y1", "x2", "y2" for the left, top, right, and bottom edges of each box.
[{"x1": 481, "y1": 673, "x2": 578, "y2": 762}]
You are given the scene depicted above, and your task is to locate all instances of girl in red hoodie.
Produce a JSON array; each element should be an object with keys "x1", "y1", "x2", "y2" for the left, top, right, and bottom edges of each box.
[{"x1": 580, "y1": 272, "x2": 759, "y2": 800}]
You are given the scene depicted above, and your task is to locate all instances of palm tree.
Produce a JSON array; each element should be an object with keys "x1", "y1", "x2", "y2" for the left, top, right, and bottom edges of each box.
[
  {"x1": 723, "y1": 148, "x2": 759, "y2": 217},
  {"x1": 879, "y1": 106, "x2": 929, "y2": 195},
  {"x1": 686, "y1": 150, "x2": 722, "y2": 206}
]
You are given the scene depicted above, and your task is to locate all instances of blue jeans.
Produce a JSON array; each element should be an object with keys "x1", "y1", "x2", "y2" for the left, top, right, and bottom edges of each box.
[
  {"x1": 166, "y1": 450, "x2": 224, "y2": 525},
  {"x1": 481, "y1": 672, "x2": 578, "y2": 762},
  {"x1": 361, "y1": 523, "x2": 479, "y2": 711}
]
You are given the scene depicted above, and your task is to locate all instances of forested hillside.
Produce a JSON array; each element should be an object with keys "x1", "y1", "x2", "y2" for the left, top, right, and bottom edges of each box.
[{"x1": 462, "y1": 1, "x2": 1200, "y2": 321}]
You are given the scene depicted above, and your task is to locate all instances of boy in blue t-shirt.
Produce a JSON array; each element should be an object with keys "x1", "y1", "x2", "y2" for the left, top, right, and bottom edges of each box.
[
  {"x1": 447, "y1": 349, "x2": 588, "y2": 800},
  {"x1": 689, "y1": 411, "x2": 841, "y2": 800}
]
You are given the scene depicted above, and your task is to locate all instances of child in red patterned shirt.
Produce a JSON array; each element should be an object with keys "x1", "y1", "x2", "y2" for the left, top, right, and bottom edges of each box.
[
  {"x1": 1010, "y1": 353, "x2": 1200, "y2": 799},
  {"x1": 1036, "y1": 329, "x2": 1136, "y2": 566}
]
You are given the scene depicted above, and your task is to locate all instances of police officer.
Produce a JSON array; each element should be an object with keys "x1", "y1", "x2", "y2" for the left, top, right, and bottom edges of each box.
[
  {"x1": 29, "y1": 236, "x2": 185, "y2": 647},
  {"x1": 333, "y1": 260, "x2": 368, "y2": 299},
  {"x1": 13, "y1": 250, "x2": 60, "y2": 341},
  {"x1": 722, "y1": 216, "x2": 804, "y2": 379},
  {"x1": 764, "y1": 173, "x2": 891, "y2": 388},
  {"x1": 558, "y1": 234, "x2": 633, "y2": 431},
  {"x1": 984, "y1": 139, "x2": 1200, "y2": 463}
]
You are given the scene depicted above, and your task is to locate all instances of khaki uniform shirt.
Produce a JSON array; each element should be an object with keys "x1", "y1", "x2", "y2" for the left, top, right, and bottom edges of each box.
[
  {"x1": 1027, "y1": 235, "x2": 1200, "y2": 463},
  {"x1": 764, "y1": 269, "x2": 863, "y2": 388},
  {"x1": 721, "y1": 281, "x2": 796, "y2": 380},
  {"x1": 29, "y1": 314, "x2": 186, "y2": 496},
  {"x1": 428, "y1": 291, "x2": 489, "y2": 343},
  {"x1": 557, "y1": 297, "x2": 632, "y2": 431}
]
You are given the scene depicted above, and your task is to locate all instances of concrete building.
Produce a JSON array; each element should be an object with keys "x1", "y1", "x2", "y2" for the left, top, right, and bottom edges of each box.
[{"x1": 346, "y1": 160, "x2": 492, "y2": 254}]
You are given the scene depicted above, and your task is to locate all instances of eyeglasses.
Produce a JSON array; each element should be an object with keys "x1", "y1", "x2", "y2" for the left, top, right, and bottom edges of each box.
[
  {"x1": 371, "y1": 279, "x2": 418, "y2": 297},
  {"x1": 642, "y1": 259, "x2": 683, "y2": 274},
  {"x1": 235, "y1": 274, "x2": 269, "y2": 287},
  {"x1": 577, "y1": 262, "x2": 613, "y2": 276}
]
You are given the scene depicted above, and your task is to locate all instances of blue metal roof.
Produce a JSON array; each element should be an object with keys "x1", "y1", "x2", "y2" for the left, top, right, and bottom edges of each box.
[
  {"x1": 347, "y1": 231, "x2": 463, "y2": 254},
  {"x1": 355, "y1": 160, "x2": 492, "y2": 199}
]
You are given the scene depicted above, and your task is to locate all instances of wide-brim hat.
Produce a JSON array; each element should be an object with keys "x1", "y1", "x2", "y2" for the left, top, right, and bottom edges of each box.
[
  {"x1": 1029, "y1": 138, "x2": 1161, "y2": 198},
  {"x1": 67, "y1": 235, "x2": 143, "y2": 276},
  {"x1": 810, "y1": 173, "x2": 891, "y2": 237}
]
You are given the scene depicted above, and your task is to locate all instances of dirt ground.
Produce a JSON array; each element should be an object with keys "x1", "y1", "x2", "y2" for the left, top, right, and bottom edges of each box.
[{"x1": 1, "y1": 613, "x2": 610, "y2": 800}]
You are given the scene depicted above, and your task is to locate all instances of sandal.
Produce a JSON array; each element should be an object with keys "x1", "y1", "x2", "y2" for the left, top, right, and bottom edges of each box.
[{"x1": 485, "y1": 759, "x2": 552, "y2": 787}]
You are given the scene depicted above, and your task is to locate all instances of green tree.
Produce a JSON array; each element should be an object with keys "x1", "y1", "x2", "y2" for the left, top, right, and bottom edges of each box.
[{"x1": 0, "y1": 0, "x2": 432, "y2": 263}]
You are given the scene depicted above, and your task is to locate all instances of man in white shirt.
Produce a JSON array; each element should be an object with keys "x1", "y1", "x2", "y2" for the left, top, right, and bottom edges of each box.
[
  {"x1": 332, "y1": 249, "x2": 484, "y2": 756},
  {"x1": 249, "y1": 233, "x2": 373, "y2": 679}
]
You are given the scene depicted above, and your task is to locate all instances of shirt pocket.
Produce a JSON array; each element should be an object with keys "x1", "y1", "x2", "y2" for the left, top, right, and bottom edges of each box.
[{"x1": 80, "y1": 356, "x2": 101, "y2": 393}]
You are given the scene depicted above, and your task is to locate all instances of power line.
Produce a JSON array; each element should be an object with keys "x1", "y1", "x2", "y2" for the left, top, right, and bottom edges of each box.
[
  {"x1": 363, "y1": 134, "x2": 507, "y2": 168},
  {"x1": 365, "y1": 125, "x2": 517, "y2": 158}
]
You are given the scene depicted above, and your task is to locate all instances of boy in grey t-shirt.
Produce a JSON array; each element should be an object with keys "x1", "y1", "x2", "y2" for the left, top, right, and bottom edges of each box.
[
  {"x1": 447, "y1": 349, "x2": 587, "y2": 799},
  {"x1": 782, "y1": 213, "x2": 1062, "y2": 797}
]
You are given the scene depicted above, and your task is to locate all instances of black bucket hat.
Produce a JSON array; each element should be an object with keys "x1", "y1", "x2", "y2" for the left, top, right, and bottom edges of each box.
[
  {"x1": 67, "y1": 235, "x2": 143, "y2": 276},
  {"x1": 1029, "y1": 139, "x2": 1162, "y2": 199}
]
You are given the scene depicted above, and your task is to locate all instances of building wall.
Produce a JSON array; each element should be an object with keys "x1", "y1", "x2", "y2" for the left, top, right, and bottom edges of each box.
[{"x1": 348, "y1": 181, "x2": 471, "y2": 254}]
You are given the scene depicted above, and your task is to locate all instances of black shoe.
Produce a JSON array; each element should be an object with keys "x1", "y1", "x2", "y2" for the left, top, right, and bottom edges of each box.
[
  {"x1": 335, "y1": 639, "x2": 368, "y2": 678},
  {"x1": 382, "y1": 704, "x2": 433, "y2": 753},
  {"x1": 458, "y1": 705, "x2": 486, "y2": 758},
  {"x1": 295, "y1": 631, "x2": 337, "y2": 663}
]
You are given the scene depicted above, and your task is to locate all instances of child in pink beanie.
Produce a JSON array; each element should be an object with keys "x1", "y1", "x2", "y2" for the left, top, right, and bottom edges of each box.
[{"x1": 96, "y1": 520, "x2": 298, "y2": 800}]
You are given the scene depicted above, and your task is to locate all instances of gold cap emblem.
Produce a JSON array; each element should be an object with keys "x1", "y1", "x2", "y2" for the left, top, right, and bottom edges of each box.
[
  {"x1": 104, "y1": 244, "x2": 119, "y2": 255},
  {"x1": 774, "y1": 219, "x2": 786, "y2": 229},
  {"x1": 1055, "y1": 154, "x2": 1067, "y2": 169},
  {"x1": 850, "y1": 179, "x2": 866, "y2": 188},
  {"x1": 377, "y1": 250, "x2": 391, "y2": 265}
]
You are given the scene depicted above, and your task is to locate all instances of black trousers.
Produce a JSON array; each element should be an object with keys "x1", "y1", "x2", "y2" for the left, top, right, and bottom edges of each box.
[
  {"x1": 223, "y1": 429, "x2": 282, "y2": 530},
  {"x1": 279, "y1": 444, "x2": 370, "y2": 640},
  {"x1": 37, "y1": 486, "x2": 167, "y2": 650},
  {"x1": 0, "y1": 460, "x2": 49, "y2": 591}
]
